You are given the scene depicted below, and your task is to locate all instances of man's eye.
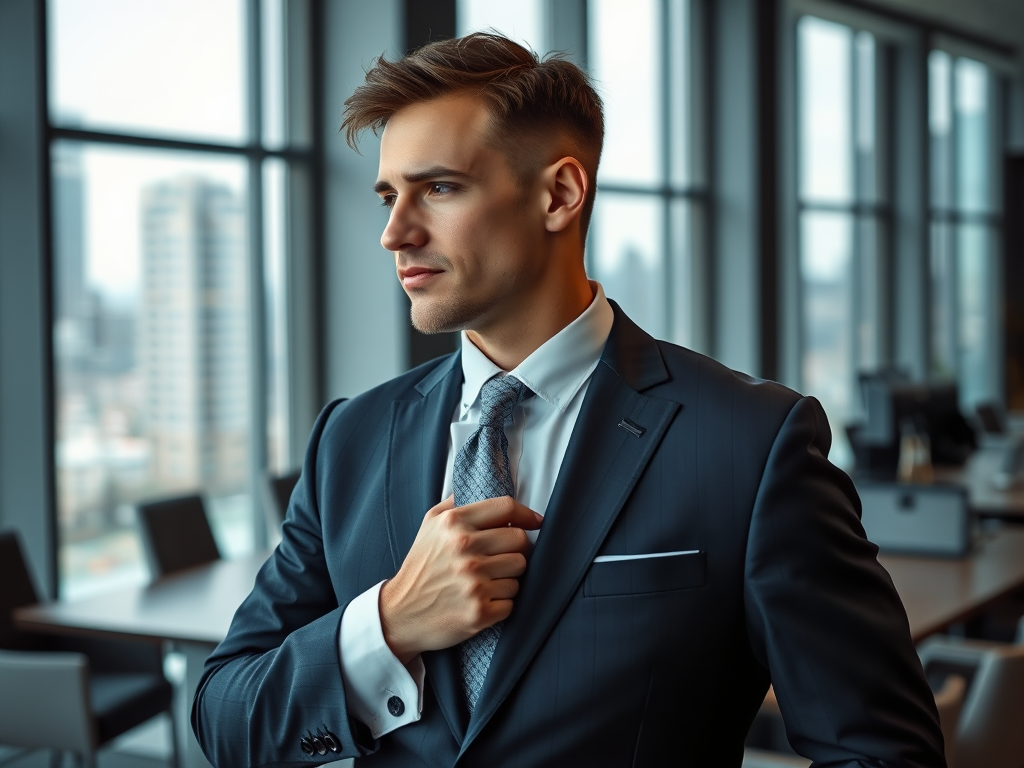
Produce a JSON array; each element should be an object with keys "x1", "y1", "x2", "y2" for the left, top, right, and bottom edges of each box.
[
  {"x1": 379, "y1": 194, "x2": 396, "y2": 209},
  {"x1": 430, "y1": 183, "x2": 454, "y2": 195}
]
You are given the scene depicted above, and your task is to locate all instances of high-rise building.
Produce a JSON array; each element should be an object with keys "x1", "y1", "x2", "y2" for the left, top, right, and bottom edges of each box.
[{"x1": 140, "y1": 176, "x2": 249, "y2": 493}]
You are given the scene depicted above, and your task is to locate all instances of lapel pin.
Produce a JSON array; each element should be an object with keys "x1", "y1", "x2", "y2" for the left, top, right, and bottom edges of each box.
[{"x1": 618, "y1": 418, "x2": 645, "y2": 438}]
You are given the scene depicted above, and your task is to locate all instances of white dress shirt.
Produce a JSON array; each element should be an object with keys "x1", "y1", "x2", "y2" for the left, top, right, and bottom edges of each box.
[{"x1": 339, "y1": 282, "x2": 614, "y2": 738}]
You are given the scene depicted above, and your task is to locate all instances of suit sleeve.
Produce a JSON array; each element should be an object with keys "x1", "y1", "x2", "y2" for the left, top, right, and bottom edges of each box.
[
  {"x1": 744, "y1": 396, "x2": 947, "y2": 767},
  {"x1": 191, "y1": 398, "x2": 380, "y2": 767}
]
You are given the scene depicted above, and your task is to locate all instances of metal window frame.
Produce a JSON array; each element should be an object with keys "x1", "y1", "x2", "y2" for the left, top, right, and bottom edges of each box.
[
  {"x1": 926, "y1": 46, "x2": 1007, "y2": 398},
  {"x1": 587, "y1": 0, "x2": 711, "y2": 351},
  {"x1": 789, "y1": 0, "x2": 1013, "y2": 422},
  {"x1": 43, "y1": 0, "x2": 319, "y2": 586}
]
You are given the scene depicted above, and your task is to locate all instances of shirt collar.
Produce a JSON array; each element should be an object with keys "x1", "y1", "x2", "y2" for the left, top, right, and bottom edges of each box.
[{"x1": 459, "y1": 281, "x2": 614, "y2": 417}]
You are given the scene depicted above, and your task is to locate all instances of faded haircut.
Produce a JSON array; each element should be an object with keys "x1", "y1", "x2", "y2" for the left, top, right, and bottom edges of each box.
[{"x1": 341, "y1": 32, "x2": 604, "y2": 235}]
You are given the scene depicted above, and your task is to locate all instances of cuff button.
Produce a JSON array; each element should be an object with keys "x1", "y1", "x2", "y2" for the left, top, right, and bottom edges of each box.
[
  {"x1": 323, "y1": 730, "x2": 340, "y2": 753},
  {"x1": 387, "y1": 695, "x2": 405, "y2": 717},
  {"x1": 299, "y1": 737, "x2": 314, "y2": 755}
]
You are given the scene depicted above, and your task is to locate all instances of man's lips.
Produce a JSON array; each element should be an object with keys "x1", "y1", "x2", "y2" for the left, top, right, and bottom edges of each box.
[{"x1": 398, "y1": 266, "x2": 443, "y2": 289}]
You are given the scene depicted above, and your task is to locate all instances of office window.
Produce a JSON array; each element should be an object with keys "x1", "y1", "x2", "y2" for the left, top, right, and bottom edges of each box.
[
  {"x1": 796, "y1": 17, "x2": 886, "y2": 467},
  {"x1": 48, "y1": 0, "x2": 312, "y2": 597},
  {"x1": 458, "y1": 0, "x2": 706, "y2": 349},
  {"x1": 588, "y1": 0, "x2": 705, "y2": 346},
  {"x1": 457, "y1": 0, "x2": 545, "y2": 50},
  {"x1": 929, "y1": 51, "x2": 1002, "y2": 408}
]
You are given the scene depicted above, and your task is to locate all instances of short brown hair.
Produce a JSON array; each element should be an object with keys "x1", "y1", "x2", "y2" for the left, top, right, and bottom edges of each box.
[{"x1": 342, "y1": 32, "x2": 604, "y2": 235}]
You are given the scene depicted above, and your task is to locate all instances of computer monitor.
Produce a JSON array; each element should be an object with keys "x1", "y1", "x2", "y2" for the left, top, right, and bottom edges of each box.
[{"x1": 854, "y1": 378, "x2": 977, "y2": 475}]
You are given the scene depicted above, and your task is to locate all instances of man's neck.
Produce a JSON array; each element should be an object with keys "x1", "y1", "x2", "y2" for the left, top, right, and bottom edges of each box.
[{"x1": 466, "y1": 277, "x2": 594, "y2": 371}]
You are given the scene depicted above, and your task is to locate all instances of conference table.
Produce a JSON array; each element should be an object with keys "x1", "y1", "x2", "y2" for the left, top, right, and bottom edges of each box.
[
  {"x1": 15, "y1": 554, "x2": 271, "y2": 768},
  {"x1": 15, "y1": 528, "x2": 1024, "y2": 767}
]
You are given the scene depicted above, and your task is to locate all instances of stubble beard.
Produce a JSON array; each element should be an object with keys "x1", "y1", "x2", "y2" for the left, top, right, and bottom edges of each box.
[
  {"x1": 409, "y1": 293, "x2": 494, "y2": 335},
  {"x1": 401, "y1": 250, "x2": 504, "y2": 335}
]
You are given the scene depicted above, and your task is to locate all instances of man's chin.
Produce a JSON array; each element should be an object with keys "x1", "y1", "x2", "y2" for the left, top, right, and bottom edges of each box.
[{"x1": 409, "y1": 300, "x2": 481, "y2": 335}]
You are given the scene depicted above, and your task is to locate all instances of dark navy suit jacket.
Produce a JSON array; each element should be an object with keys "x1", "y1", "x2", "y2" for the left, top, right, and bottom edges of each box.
[{"x1": 192, "y1": 305, "x2": 945, "y2": 767}]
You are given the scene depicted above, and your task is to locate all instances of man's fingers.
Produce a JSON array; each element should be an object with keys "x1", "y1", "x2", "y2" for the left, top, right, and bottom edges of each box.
[
  {"x1": 484, "y1": 577, "x2": 520, "y2": 601},
  {"x1": 480, "y1": 598, "x2": 514, "y2": 626},
  {"x1": 425, "y1": 494, "x2": 456, "y2": 518},
  {"x1": 479, "y1": 552, "x2": 528, "y2": 580},
  {"x1": 457, "y1": 496, "x2": 543, "y2": 530},
  {"x1": 473, "y1": 526, "x2": 531, "y2": 556}
]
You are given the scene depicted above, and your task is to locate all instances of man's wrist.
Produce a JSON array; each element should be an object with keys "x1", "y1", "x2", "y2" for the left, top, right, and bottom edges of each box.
[{"x1": 378, "y1": 578, "x2": 418, "y2": 665}]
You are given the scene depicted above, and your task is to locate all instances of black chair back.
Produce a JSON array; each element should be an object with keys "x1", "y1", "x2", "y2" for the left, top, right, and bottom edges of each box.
[
  {"x1": 266, "y1": 470, "x2": 301, "y2": 524},
  {"x1": 136, "y1": 494, "x2": 220, "y2": 580},
  {"x1": 0, "y1": 531, "x2": 41, "y2": 649}
]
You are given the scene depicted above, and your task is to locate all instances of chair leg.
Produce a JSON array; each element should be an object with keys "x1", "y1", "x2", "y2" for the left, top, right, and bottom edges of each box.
[
  {"x1": 49, "y1": 750, "x2": 64, "y2": 768},
  {"x1": 167, "y1": 708, "x2": 182, "y2": 768}
]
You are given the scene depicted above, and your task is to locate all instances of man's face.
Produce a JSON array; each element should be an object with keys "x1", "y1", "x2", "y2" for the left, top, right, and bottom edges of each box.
[{"x1": 375, "y1": 93, "x2": 547, "y2": 335}]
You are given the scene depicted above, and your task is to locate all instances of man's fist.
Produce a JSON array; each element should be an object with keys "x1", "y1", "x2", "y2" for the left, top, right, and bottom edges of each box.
[{"x1": 379, "y1": 495, "x2": 543, "y2": 664}]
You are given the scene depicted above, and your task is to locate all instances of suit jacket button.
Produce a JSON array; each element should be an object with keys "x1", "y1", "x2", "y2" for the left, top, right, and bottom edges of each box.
[
  {"x1": 387, "y1": 695, "x2": 405, "y2": 716},
  {"x1": 323, "y1": 730, "x2": 340, "y2": 752},
  {"x1": 311, "y1": 735, "x2": 327, "y2": 755},
  {"x1": 299, "y1": 737, "x2": 314, "y2": 755}
]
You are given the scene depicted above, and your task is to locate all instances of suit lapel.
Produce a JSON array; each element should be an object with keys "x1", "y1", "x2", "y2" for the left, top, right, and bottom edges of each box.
[
  {"x1": 385, "y1": 352, "x2": 470, "y2": 743},
  {"x1": 461, "y1": 306, "x2": 681, "y2": 752}
]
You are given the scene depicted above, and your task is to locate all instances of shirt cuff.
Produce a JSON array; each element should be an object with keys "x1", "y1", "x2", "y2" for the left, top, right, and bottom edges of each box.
[{"x1": 338, "y1": 580, "x2": 425, "y2": 738}]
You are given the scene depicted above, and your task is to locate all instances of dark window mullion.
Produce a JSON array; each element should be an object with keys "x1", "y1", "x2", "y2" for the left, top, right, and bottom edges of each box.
[
  {"x1": 246, "y1": 0, "x2": 269, "y2": 551},
  {"x1": 47, "y1": 126, "x2": 312, "y2": 162},
  {"x1": 660, "y1": 0, "x2": 673, "y2": 340}
]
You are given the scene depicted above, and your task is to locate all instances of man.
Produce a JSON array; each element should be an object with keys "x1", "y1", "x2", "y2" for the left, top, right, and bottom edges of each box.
[{"x1": 193, "y1": 33, "x2": 945, "y2": 767}]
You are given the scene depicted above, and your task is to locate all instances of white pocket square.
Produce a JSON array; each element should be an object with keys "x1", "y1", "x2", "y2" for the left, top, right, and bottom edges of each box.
[{"x1": 593, "y1": 549, "x2": 699, "y2": 563}]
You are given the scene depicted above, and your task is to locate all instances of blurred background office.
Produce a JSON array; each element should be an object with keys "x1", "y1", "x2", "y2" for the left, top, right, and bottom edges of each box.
[
  {"x1": 2, "y1": 1, "x2": 1024, "y2": 766},
  {"x1": 1, "y1": 0, "x2": 1023, "y2": 658}
]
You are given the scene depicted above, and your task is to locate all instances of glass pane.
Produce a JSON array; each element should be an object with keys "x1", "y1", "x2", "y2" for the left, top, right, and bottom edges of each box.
[
  {"x1": 955, "y1": 58, "x2": 992, "y2": 214},
  {"x1": 800, "y1": 211, "x2": 854, "y2": 466},
  {"x1": 52, "y1": 142, "x2": 252, "y2": 598},
  {"x1": 667, "y1": 0, "x2": 692, "y2": 188},
  {"x1": 589, "y1": 0, "x2": 662, "y2": 185},
  {"x1": 262, "y1": 0, "x2": 286, "y2": 149},
  {"x1": 856, "y1": 216, "x2": 881, "y2": 371},
  {"x1": 457, "y1": 0, "x2": 546, "y2": 52},
  {"x1": 929, "y1": 50, "x2": 953, "y2": 209},
  {"x1": 957, "y1": 224, "x2": 995, "y2": 405},
  {"x1": 589, "y1": 194, "x2": 665, "y2": 338},
  {"x1": 48, "y1": 0, "x2": 247, "y2": 143},
  {"x1": 798, "y1": 16, "x2": 852, "y2": 204},
  {"x1": 854, "y1": 32, "x2": 878, "y2": 202},
  {"x1": 930, "y1": 220, "x2": 956, "y2": 379},
  {"x1": 264, "y1": 159, "x2": 290, "y2": 474},
  {"x1": 669, "y1": 199, "x2": 694, "y2": 347}
]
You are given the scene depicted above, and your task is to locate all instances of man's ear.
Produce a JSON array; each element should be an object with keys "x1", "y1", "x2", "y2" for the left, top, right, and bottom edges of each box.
[{"x1": 542, "y1": 157, "x2": 589, "y2": 234}]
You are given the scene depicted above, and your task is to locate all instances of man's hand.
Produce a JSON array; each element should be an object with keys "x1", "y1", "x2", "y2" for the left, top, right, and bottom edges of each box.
[{"x1": 379, "y1": 495, "x2": 543, "y2": 665}]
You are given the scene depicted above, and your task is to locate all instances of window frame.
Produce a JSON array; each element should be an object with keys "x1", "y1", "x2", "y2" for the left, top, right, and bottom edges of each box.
[{"x1": 43, "y1": 0, "x2": 321, "y2": 595}]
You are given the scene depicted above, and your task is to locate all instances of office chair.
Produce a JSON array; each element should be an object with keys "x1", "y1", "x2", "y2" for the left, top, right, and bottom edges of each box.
[
  {"x1": 932, "y1": 674, "x2": 966, "y2": 768},
  {"x1": 744, "y1": 677, "x2": 965, "y2": 768},
  {"x1": 136, "y1": 494, "x2": 221, "y2": 580},
  {"x1": 265, "y1": 468, "x2": 301, "y2": 526},
  {"x1": 0, "y1": 530, "x2": 179, "y2": 767},
  {"x1": 919, "y1": 636, "x2": 1024, "y2": 768},
  {"x1": 975, "y1": 401, "x2": 1008, "y2": 435}
]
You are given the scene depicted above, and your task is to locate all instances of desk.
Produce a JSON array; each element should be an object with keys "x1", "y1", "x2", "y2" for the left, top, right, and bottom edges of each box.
[
  {"x1": 934, "y1": 448, "x2": 1024, "y2": 520},
  {"x1": 15, "y1": 553, "x2": 269, "y2": 768},
  {"x1": 16, "y1": 531, "x2": 1024, "y2": 765},
  {"x1": 878, "y1": 527, "x2": 1024, "y2": 642}
]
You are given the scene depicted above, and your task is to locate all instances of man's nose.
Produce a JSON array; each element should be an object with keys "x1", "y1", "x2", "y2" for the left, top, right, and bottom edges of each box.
[{"x1": 380, "y1": 198, "x2": 427, "y2": 252}]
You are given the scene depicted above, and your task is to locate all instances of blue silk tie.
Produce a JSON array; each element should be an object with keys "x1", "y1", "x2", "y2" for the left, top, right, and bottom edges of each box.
[{"x1": 453, "y1": 374, "x2": 531, "y2": 713}]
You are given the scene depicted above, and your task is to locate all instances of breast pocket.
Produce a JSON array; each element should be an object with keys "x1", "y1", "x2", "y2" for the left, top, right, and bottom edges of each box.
[{"x1": 583, "y1": 551, "x2": 706, "y2": 597}]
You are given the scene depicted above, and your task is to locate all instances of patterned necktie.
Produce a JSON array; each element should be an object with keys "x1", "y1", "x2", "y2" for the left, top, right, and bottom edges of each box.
[{"x1": 454, "y1": 374, "x2": 532, "y2": 713}]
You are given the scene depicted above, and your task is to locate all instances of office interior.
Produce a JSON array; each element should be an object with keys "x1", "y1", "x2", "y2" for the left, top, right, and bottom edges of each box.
[{"x1": 1, "y1": 0, "x2": 1024, "y2": 766}]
